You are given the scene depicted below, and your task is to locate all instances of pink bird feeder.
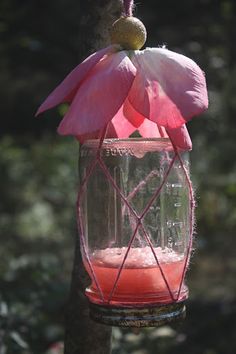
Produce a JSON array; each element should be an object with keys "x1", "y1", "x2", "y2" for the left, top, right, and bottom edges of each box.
[{"x1": 37, "y1": 0, "x2": 208, "y2": 327}]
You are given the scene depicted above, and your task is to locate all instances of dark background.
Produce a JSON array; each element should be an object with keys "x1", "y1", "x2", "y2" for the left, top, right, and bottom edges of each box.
[{"x1": 0, "y1": 0, "x2": 236, "y2": 353}]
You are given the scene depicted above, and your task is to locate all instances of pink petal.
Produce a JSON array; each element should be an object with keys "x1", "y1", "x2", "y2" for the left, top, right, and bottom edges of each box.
[
  {"x1": 76, "y1": 126, "x2": 119, "y2": 143},
  {"x1": 123, "y1": 99, "x2": 144, "y2": 128},
  {"x1": 57, "y1": 52, "x2": 136, "y2": 136},
  {"x1": 36, "y1": 45, "x2": 117, "y2": 115},
  {"x1": 76, "y1": 108, "x2": 136, "y2": 143},
  {"x1": 76, "y1": 104, "x2": 137, "y2": 143},
  {"x1": 138, "y1": 119, "x2": 167, "y2": 138},
  {"x1": 138, "y1": 119, "x2": 192, "y2": 150},
  {"x1": 109, "y1": 106, "x2": 137, "y2": 138},
  {"x1": 166, "y1": 125, "x2": 192, "y2": 150},
  {"x1": 129, "y1": 48, "x2": 208, "y2": 129}
]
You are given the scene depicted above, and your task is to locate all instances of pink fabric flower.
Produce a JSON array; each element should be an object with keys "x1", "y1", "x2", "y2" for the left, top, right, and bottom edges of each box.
[{"x1": 36, "y1": 44, "x2": 208, "y2": 150}]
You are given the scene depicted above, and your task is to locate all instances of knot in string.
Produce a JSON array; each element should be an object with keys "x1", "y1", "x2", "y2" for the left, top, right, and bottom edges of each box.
[{"x1": 123, "y1": 0, "x2": 134, "y2": 16}]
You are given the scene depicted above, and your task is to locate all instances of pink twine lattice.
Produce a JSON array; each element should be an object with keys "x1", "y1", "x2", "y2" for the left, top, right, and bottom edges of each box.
[{"x1": 77, "y1": 125, "x2": 195, "y2": 306}]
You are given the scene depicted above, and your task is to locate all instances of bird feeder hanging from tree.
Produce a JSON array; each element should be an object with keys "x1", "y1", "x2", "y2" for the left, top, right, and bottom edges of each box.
[{"x1": 37, "y1": 0, "x2": 208, "y2": 327}]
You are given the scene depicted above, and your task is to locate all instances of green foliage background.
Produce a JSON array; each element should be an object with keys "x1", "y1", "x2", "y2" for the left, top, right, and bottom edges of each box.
[{"x1": 0, "y1": 0, "x2": 236, "y2": 353}]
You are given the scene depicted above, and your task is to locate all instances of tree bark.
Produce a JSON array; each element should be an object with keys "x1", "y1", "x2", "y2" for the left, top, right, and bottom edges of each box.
[{"x1": 64, "y1": 1, "x2": 122, "y2": 353}]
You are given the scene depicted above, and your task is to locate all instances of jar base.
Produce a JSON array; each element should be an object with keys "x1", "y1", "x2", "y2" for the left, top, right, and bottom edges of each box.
[{"x1": 89, "y1": 301, "x2": 186, "y2": 327}]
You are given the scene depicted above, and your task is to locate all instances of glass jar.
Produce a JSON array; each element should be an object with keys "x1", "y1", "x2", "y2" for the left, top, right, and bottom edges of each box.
[{"x1": 78, "y1": 138, "x2": 191, "y2": 327}]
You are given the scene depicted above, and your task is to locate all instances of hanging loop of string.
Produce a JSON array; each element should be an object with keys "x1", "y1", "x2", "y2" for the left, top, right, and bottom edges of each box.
[{"x1": 123, "y1": 0, "x2": 134, "y2": 16}]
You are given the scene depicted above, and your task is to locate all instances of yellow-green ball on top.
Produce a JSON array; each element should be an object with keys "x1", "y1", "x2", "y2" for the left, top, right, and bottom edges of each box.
[{"x1": 110, "y1": 16, "x2": 147, "y2": 50}]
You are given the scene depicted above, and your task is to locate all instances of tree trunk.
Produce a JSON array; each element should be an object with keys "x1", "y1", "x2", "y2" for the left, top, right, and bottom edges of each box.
[{"x1": 64, "y1": 1, "x2": 122, "y2": 353}]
